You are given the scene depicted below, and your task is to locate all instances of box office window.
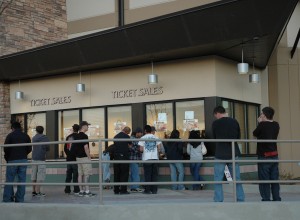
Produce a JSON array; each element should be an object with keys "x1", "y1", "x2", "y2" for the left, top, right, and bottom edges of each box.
[
  {"x1": 146, "y1": 103, "x2": 173, "y2": 139},
  {"x1": 82, "y1": 108, "x2": 105, "y2": 158},
  {"x1": 176, "y1": 100, "x2": 205, "y2": 139},
  {"x1": 222, "y1": 100, "x2": 259, "y2": 155},
  {"x1": 58, "y1": 110, "x2": 79, "y2": 158}
]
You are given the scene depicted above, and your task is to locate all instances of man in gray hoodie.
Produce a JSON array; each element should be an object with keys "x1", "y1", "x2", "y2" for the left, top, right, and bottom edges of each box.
[{"x1": 31, "y1": 126, "x2": 50, "y2": 197}]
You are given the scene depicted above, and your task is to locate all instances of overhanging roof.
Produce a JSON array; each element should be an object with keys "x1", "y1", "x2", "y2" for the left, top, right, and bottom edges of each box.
[{"x1": 0, "y1": 0, "x2": 298, "y2": 81}]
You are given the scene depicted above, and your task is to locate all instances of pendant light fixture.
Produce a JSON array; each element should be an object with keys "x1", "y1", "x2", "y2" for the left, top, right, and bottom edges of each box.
[
  {"x1": 15, "y1": 80, "x2": 24, "y2": 100},
  {"x1": 237, "y1": 47, "x2": 249, "y2": 74},
  {"x1": 249, "y1": 60, "x2": 260, "y2": 83},
  {"x1": 76, "y1": 72, "x2": 85, "y2": 92},
  {"x1": 148, "y1": 61, "x2": 158, "y2": 84}
]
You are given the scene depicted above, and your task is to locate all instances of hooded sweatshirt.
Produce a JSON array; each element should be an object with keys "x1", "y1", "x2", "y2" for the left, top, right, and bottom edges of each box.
[{"x1": 32, "y1": 133, "x2": 50, "y2": 161}]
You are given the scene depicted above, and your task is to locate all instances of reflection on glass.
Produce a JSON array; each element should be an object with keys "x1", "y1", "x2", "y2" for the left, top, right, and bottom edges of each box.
[
  {"x1": 146, "y1": 103, "x2": 173, "y2": 139},
  {"x1": 108, "y1": 106, "x2": 132, "y2": 145},
  {"x1": 58, "y1": 110, "x2": 79, "y2": 158},
  {"x1": 222, "y1": 100, "x2": 233, "y2": 117},
  {"x1": 82, "y1": 108, "x2": 105, "y2": 158},
  {"x1": 27, "y1": 113, "x2": 46, "y2": 158},
  {"x1": 15, "y1": 114, "x2": 25, "y2": 131},
  {"x1": 176, "y1": 100, "x2": 205, "y2": 139},
  {"x1": 248, "y1": 105, "x2": 259, "y2": 154},
  {"x1": 234, "y1": 103, "x2": 246, "y2": 153}
]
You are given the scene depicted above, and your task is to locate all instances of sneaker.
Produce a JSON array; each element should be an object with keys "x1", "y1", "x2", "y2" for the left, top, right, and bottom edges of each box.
[
  {"x1": 32, "y1": 192, "x2": 37, "y2": 197},
  {"x1": 84, "y1": 192, "x2": 96, "y2": 197},
  {"x1": 78, "y1": 192, "x2": 85, "y2": 197},
  {"x1": 36, "y1": 192, "x2": 46, "y2": 197},
  {"x1": 73, "y1": 192, "x2": 80, "y2": 196},
  {"x1": 130, "y1": 188, "x2": 143, "y2": 193}
]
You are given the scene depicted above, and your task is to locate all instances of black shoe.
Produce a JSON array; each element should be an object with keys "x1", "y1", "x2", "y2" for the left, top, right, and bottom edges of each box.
[
  {"x1": 114, "y1": 192, "x2": 120, "y2": 195},
  {"x1": 32, "y1": 192, "x2": 37, "y2": 197},
  {"x1": 151, "y1": 191, "x2": 157, "y2": 194},
  {"x1": 143, "y1": 191, "x2": 151, "y2": 194},
  {"x1": 120, "y1": 191, "x2": 130, "y2": 195}
]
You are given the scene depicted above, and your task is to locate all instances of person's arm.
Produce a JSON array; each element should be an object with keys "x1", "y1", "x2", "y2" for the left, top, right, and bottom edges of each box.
[
  {"x1": 186, "y1": 143, "x2": 191, "y2": 155},
  {"x1": 253, "y1": 123, "x2": 261, "y2": 138},
  {"x1": 4, "y1": 135, "x2": 11, "y2": 161},
  {"x1": 84, "y1": 144, "x2": 91, "y2": 160},
  {"x1": 26, "y1": 135, "x2": 32, "y2": 155},
  {"x1": 138, "y1": 140, "x2": 144, "y2": 152}
]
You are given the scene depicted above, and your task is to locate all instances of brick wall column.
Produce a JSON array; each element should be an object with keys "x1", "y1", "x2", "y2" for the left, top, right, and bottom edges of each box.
[{"x1": 0, "y1": 82, "x2": 10, "y2": 184}]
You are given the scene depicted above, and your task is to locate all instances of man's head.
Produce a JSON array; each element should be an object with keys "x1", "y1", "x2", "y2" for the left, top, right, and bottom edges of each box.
[
  {"x1": 122, "y1": 126, "x2": 131, "y2": 135},
  {"x1": 151, "y1": 126, "x2": 156, "y2": 135},
  {"x1": 72, "y1": 124, "x2": 80, "y2": 133},
  {"x1": 11, "y1": 122, "x2": 21, "y2": 130},
  {"x1": 213, "y1": 106, "x2": 227, "y2": 119},
  {"x1": 36, "y1": 126, "x2": 44, "y2": 134},
  {"x1": 134, "y1": 127, "x2": 143, "y2": 138},
  {"x1": 144, "y1": 125, "x2": 152, "y2": 134},
  {"x1": 79, "y1": 121, "x2": 90, "y2": 132},
  {"x1": 261, "y1": 107, "x2": 275, "y2": 120}
]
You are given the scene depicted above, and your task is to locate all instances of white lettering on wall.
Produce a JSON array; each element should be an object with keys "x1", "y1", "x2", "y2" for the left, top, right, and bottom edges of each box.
[{"x1": 112, "y1": 87, "x2": 163, "y2": 99}]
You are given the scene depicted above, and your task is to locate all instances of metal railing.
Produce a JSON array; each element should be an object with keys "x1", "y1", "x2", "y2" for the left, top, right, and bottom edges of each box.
[{"x1": 1, "y1": 138, "x2": 300, "y2": 205}]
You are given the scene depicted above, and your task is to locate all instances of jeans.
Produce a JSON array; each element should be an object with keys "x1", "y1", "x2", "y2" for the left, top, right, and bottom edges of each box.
[
  {"x1": 129, "y1": 163, "x2": 140, "y2": 189},
  {"x1": 143, "y1": 162, "x2": 158, "y2": 193},
  {"x1": 214, "y1": 158, "x2": 245, "y2": 202},
  {"x1": 3, "y1": 159, "x2": 27, "y2": 203},
  {"x1": 169, "y1": 163, "x2": 185, "y2": 190},
  {"x1": 258, "y1": 156, "x2": 281, "y2": 201},
  {"x1": 102, "y1": 153, "x2": 111, "y2": 182},
  {"x1": 65, "y1": 164, "x2": 80, "y2": 193},
  {"x1": 190, "y1": 163, "x2": 203, "y2": 190}
]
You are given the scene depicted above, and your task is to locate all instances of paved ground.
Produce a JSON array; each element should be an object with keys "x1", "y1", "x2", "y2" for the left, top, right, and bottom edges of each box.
[{"x1": 15, "y1": 184, "x2": 300, "y2": 205}]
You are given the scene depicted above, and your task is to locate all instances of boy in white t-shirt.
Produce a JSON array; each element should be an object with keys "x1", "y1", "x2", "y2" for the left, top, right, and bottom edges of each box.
[{"x1": 138, "y1": 125, "x2": 162, "y2": 194}]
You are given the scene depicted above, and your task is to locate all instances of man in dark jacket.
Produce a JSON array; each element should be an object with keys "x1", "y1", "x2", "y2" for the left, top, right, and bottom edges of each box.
[
  {"x1": 3, "y1": 122, "x2": 31, "y2": 203},
  {"x1": 31, "y1": 126, "x2": 50, "y2": 197},
  {"x1": 64, "y1": 124, "x2": 80, "y2": 194}
]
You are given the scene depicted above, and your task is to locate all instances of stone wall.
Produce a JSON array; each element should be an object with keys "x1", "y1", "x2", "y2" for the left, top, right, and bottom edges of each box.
[{"x1": 0, "y1": 0, "x2": 67, "y2": 56}]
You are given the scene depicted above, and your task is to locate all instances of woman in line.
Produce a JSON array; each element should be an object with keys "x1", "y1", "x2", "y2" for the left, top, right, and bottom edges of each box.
[
  {"x1": 187, "y1": 130, "x2": 205, "y2": 190},
  {"x1": 165, "y1": 129, "x2": 185, "y2": 190}
]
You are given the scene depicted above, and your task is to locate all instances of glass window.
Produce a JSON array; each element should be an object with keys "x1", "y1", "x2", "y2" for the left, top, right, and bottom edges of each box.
[
  {"x1": 82, "y1": 108, "x2": 105, "y2": 158},
  {"x1": 146, "y1": 103, "x2": 173, "y2": 139},
  {"x1": 27, "y1": 113, "x2": 46, "y2": 158},
  {"x1": 222, "y1": 100, "x2": 233, "y2": 117},
  {"x1": 107, "y1": 106, "x2": 132, "y2": 141},
  {"x1": 248, "y1": 105, "x2": 259, "y2": 154},
  {"x1": 58, "y1": 110, "x2": 79, "y2": 158},
  {"x1": 234, "y1": 103, "x2": 246, "y2": 154},
  {"x1": 14, "y1": 114, "x2": 25, "y2": 131},
  {"x1": 176, "y1": 100, "x2": 205, "y2": 139}
]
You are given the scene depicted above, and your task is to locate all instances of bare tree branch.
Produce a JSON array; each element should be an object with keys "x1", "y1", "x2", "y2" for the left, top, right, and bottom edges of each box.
[{"x1": 0, "y1": 0, "x2": 14, "y2": 15}]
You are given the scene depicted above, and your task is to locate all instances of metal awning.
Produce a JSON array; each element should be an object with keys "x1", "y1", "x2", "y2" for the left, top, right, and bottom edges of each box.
[{"x1": 0, "y1": 0, "x2": 298, "y2": 81}]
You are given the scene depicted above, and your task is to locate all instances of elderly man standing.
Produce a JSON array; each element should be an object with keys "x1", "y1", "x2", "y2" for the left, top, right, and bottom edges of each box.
[{"x1": 3, "y1": 122, "x2": 31, "y2": 203}]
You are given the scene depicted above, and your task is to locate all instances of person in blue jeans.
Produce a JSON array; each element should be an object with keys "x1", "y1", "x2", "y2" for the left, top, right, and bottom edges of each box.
[
  {"x1": 253, "y1": 106, "x2": 281, "y2": 201},
  {"x1": 187, "y1": 130, "x2": 205, "y2": 190},
  {"x1": 165, "y1": 129, "x2": 185, "y2": 190},
  {"x1": 129, "y1": 128, "x2": 143, "y2": 192},
  {"x1": 212, "y1": 106, "x2": 245, "y2": 202},
  {"x1": 3, "y1": 122, "x2": 32, "y2": 203}
]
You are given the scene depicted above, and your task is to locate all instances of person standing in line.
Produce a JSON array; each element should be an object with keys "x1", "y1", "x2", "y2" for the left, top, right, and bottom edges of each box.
[
  {"x1": 64, "y1": 124, "x2": 80, "y2": 194},
  {"x1": 151, "y1": 126, "x2": 166, "y2": 159},
  {"x1": 3, "y1": 122, "x2": 31, "y2": 203},
  {"x1": 253, "y1": 106, "x2": 281, "y2": 201},
  {"x1": 31, "y1": 126, "x2": 50, "y2": 197},
  {"x1": 129, "y1": 127, "x2": 143, "y2": 193},
  {"x1": 212, "y1": 106, "x2": 245, "y2": 202},
  {"x1": 113, "y1": 126, "x2": 132, "y2": 195},
  {"x1": 138, "y1": 125, "x2": 162, "y2": 194},
  {"x1": 72, "y1": 121, "x2": 95, "y2": 197},
  {"x1": 164, "y1": 129, "x2": 185, "y2": 190},
  {"x1": 187, "y1": 130, "x2": 205, "y2": 190}
]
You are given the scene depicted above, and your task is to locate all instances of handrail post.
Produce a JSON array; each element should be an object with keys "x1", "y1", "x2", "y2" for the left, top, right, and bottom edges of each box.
[
  {"x1": 232, "y1": 140, "x2": 237, "y2": 202},
  {"x1": 98, "y1": 139, "x2": 103, "y2": 205},
  {"x1": 0, "y1": 147, "x2": 3, "y2": 198}
]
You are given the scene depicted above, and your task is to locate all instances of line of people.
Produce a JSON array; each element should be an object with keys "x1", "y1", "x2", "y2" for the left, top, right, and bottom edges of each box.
[{"x1": 2, "y1": 105, "x2": 280, "y2": 203}]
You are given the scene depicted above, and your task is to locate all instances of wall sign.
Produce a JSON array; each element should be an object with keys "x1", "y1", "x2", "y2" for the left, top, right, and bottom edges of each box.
[
  {"x1": 112, "y1": 87, "x2": 163, "y2": 99},
  {"x1": 31, "y1": 96, "x2": 71, "y2": 107}
]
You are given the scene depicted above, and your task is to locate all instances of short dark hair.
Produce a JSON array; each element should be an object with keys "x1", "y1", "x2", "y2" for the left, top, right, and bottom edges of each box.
[
  {"x1": 11, "y1": 122, "x2": 21, "y2": 129},
  {"x1": 170, "y1": 129, "x2": 180, "y2": 139},
  {"x1": 262, "y1": 107, "x2": 275, "y2": 120},
  {"x1": 36, "y1": 126, "x2": 44, "y2": 134},
  {"x1": 144, "y1": 125, "x2": 152, "y2": 133},
  {"x1": 213, "y1": 106, "x2": 226, "y2": 114}
]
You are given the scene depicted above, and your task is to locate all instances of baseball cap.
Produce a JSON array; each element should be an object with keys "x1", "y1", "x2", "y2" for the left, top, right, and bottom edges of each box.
[
  {"x1": 79, "y1": 121, "x2": 91, "y2": 127},
  {"x1": 135, "y1": 127, "x2": 143, "y2": 133},
  {"x1": 151, "y1": 126, "x2": 156, "y2": 132}
]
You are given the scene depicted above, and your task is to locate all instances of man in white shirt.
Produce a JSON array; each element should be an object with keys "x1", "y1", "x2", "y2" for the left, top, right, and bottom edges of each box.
[{"x1": 138, "y1": 125, "x2": 162, "y2": 194}]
